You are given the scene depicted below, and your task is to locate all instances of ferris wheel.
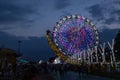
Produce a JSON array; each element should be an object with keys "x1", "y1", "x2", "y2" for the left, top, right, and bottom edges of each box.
[{"x1": 46, "y1": 15, "x2": 99, "y2": 64}]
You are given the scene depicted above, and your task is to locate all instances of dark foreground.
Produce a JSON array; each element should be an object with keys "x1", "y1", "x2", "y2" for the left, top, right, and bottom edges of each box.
[{"x1": 0, "y1": 63, "x2": 119, "y2": 80}]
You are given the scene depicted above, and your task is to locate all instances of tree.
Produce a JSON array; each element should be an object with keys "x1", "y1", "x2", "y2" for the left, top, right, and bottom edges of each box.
[{"x1": 114, "y1": 30, "x2": 120, "y2": 61}]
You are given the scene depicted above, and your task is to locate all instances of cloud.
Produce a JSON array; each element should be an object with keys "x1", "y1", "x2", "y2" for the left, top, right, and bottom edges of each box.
[
  {"x1": 0, "y1": 0, "x2": 42, "y2": 31},
  {"x1": 114, "y1": 0, "x2": 120, "y2": 4},
  {"x1": 0, "y1": 0, "x2": 36, "y2": 23},
  {"x1": 0, "y1": 0, "x2": 119, "y2": 38},
  {"x1": 86, "y1": 0, "x2": 120, "y2": 29},
  {"x1": 104, "y1": 8, "x2": 120, "y2": 23},
  {"x1": 104, "y1": 9, "x2": 120, "y2": 25},
  {"x1": 87, "y1": 4, "x2": 104, "y2": 21},
  {"x1": 104, "y1": 17, "x2": 116, "y2": 25},
  {"x1": 111, "y1": 10, "x2": 120, "y2": 17},
  {"x1": 54, "y1": 0, "x2": 71, "y2": 10}
]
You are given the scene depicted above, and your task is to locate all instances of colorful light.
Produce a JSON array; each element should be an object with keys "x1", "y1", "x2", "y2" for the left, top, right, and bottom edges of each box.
[{"x1": 53, "y1": 15, "x2": 99, "y2": 56}]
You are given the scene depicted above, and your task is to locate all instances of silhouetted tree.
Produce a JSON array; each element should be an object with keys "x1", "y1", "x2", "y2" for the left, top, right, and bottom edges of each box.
[
  {"x1": 114, "y1": 30, "x2": 120, "y2": 61},
  {"x1": 105, "y1": 47, "x2": 111, "y2": 62}
]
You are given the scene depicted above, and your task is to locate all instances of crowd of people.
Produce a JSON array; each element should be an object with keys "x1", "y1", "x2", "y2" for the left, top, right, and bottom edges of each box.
[
  {"x1": 0, "y1": 60, "x2": 81, "y2": 80},
  {"x1": 0, "y1": 59, "x2": 119, "y2": 80}
]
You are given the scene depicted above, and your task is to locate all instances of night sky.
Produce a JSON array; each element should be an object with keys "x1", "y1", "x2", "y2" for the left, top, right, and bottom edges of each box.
[{"x1": 0, "y1": 0, "x2": 120, "y2": 61}]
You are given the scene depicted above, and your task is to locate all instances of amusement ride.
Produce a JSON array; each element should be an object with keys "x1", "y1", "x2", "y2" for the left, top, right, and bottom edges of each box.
[{"x1": 46, "y1": 15, "x2": 99, "y2": 65}]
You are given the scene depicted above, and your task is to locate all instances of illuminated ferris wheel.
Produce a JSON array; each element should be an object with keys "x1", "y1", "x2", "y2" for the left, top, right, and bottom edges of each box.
[{"x1": 46, "y1": 15, "x2": 99, "y2": 64}]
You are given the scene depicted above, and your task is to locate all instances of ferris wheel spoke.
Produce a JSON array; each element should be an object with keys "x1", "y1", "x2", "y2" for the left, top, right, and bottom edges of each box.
[{"x1": 51, "y1": 15, "x2": 99, "y2": 62}]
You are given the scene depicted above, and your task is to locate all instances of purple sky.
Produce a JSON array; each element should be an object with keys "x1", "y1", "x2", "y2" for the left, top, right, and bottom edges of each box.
[{"x1": 0, "y1": 0, "x2": 120, "y2": 38}]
